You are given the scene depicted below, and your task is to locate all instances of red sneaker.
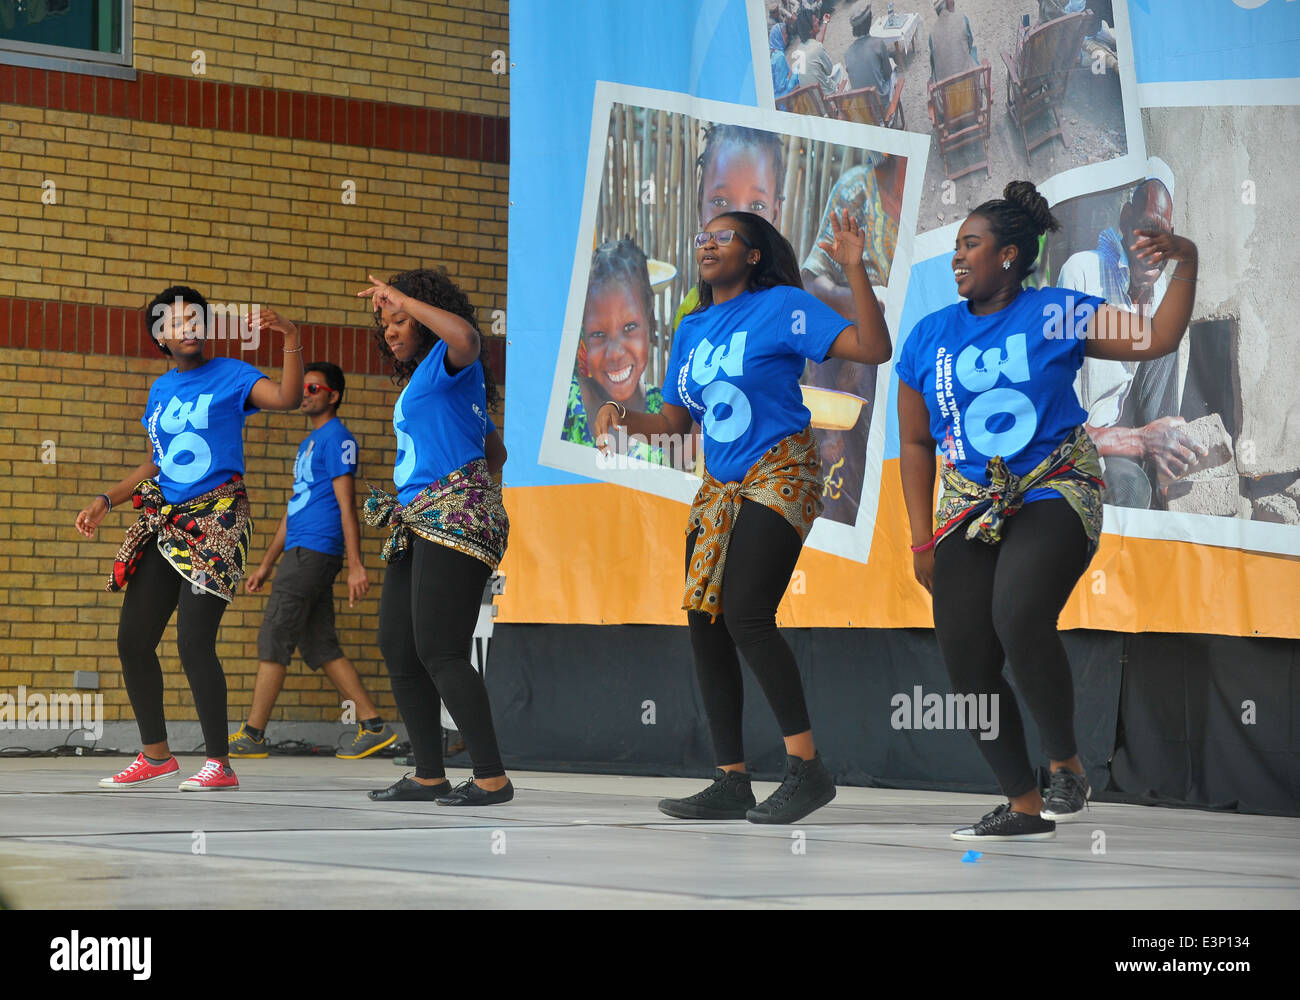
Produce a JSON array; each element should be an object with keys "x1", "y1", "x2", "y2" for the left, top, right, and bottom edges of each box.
[
  {"x1": 98, "y1": 753, "x2": 179, "y2": 789},
  {"x1": 178, "y1": 758, "x2": 239, "y2": 791}
]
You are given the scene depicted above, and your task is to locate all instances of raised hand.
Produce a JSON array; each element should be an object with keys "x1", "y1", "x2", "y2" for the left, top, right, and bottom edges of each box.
[
  {"x1": 817, "y1": 208, "x2": 867, "y2": 272},
  {"x1": 1132, "y1": 229, "x2": 1197, "y2": 270},
  {"x1": 251, "y1": 306, "x2": 299, "y2": 342},
  {"x1": 357, "y1": 274, "x2": 408, "y2": 314}
]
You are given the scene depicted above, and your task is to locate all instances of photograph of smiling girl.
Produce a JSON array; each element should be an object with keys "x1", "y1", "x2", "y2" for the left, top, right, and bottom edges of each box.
[
  {"x1": 558, "y1": 100, "x2": 908, "y2": 526},
  {"x1": 562, "y1": 238, "x2": 683, "y2": 469}
]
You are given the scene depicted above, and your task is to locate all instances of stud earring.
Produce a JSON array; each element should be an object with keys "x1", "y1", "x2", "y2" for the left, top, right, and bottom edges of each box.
[{"x1": 1002, "y1": 260, "x2": 1011, "y2": 270}]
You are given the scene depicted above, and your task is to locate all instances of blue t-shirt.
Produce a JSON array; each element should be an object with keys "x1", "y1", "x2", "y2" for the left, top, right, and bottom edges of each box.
[
  {"x1": 284, "y1": 417, "x2": 358, "y2": 558},
  {"x1": 896, "y1": 285, "x2": 1104, "y2": 504},
  {"x1": 662, "y1": 286, "x2": 851, "y2": 483},
  {"x1": 393, "y1": 338, "x2": 489, "y2": 504},
  {"x1": 141, "y1": 357, "x2": 267, "y2": 503}
]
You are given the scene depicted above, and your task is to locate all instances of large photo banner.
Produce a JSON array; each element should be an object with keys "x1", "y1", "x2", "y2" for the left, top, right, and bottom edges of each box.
[
  {"x1": 536, "y1": 84, "x2": 929, "y2": 563},
  {"x1": 503, "y1": 0, "x2": 1300, "y2": 637}
]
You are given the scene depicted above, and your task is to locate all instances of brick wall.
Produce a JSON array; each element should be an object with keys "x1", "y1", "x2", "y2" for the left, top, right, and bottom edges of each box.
[
  {"x1": 133, "y1": 0, "x2": 508, "y2": 115},
  {"x1": 0, "y1": 0, "x2": 510, "y2": 736}
]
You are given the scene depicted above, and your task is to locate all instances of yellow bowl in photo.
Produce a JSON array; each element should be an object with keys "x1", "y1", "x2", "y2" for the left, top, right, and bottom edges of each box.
[
  {"x1": 802, "y1": 385, "x2": 867, "y2": 431},
  {"x1": 647, "y1": 259, "x2": 678, "y2": 289}
]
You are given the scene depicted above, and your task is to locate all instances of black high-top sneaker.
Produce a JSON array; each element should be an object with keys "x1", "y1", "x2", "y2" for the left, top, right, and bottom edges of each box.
[
  {"x1": 658, "y1": 768, "x2": 756, "y2": 820},
  {"x1": 745, "y1": 753, "x2": 836, "y2": 824},
  {"x1": 1040, "y1": 767, "x2": 1091, "y2": 820}
]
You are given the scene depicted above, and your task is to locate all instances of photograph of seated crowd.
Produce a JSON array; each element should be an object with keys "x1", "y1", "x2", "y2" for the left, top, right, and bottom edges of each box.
[
  {"x1": 769, "y1": 0, "x2": 1125, "y2": 233},
  {"x1": 567, "y1": 105, "x2": 906, "y2": 526}
]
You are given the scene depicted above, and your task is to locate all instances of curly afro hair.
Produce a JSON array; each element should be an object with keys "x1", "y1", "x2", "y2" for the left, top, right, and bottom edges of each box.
[{"x1": 370, "y1": 266, "x2": 501, "y2": 410}]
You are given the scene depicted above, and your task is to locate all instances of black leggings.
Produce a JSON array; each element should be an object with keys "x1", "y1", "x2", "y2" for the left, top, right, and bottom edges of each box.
[
  {"x1": 379, "y1": 536, "x2": 504, "y2": 781},
  {"x1": 931, "y1": 498, "x2": 1093, "y2": 798},
  {"x1": 117, "y1": 541, "x2": 230, "y2": 759},
  {"x1": 686, "y1": 499, "x2": 811, "y2": 766}
]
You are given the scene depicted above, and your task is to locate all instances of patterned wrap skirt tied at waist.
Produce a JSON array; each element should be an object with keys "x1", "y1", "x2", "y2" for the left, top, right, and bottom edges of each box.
[
  {"x1": 685, "y1": 425, "x2": 824, "y2": 623},
  {"x1": 363, "y1": 457, "x2": 509, "y2": 570},
  {"x1": 932, "y1": 425, "x2": 1105, "y2": 555},
  {"x1": 107, "y1": 475, "x2": 253, "y2": 603}
]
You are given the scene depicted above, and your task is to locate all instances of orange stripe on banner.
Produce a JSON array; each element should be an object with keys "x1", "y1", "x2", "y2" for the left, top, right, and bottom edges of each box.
[{"x1": 496, "y1": 459, "x2": 1300, "y2": 638}]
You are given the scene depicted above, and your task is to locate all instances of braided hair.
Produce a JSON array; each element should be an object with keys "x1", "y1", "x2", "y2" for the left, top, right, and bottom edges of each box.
[
  {"x1": 371, "y1": 266, "x2": 501, "y2": 409},
  {"x1": 696, "y1": 124, "x2": 787, "y2": 224},
  {"x1": 585, "y1": 238, "x2": 657, "y2": 344},
  {"x1": 970, "y1": 180, "x2": 1060, "y2": 281}
]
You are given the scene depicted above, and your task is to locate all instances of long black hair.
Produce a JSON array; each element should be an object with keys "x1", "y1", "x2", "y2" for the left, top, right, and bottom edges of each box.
[
  {"x1": 371, "y1": 266, "x2": 501, "y2": 409},
  {"x1": 691, "y1": 211, "x2": 803, "y2": 313},
  {"x1": 970, "y1": 180, "x2": 1061, "y2": 281}
]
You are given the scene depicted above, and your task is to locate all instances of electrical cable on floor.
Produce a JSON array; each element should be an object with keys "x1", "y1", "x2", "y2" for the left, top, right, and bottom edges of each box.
[
  {"x1": 1, "y1": 736, "x2": 413, "y2": 759},
  {"x1": 2, "y1": 718, "x2": 421, "y2": 758}
]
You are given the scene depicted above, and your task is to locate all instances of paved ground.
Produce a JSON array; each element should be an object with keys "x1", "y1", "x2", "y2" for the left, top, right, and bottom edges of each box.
[{"x1": 1, "y1": 757, "x2": 1296, "y2": 909}]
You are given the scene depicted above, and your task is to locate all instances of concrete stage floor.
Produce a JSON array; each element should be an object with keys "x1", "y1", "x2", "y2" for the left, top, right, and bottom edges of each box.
[{"x1": 1, "y1": 758, "x2": 1296, "y2": 909}]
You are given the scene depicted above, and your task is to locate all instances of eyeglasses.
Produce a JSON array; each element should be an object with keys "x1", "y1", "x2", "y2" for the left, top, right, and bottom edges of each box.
[
  {"x1": 693, "y1": 229, "x2": 751, "y2": 249},
  {"x1": 303, "y1": 383, "x2": 327, "y2": 395}
]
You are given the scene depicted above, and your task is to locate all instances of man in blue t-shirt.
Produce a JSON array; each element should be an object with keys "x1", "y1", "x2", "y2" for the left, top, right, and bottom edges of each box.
[{"x1": 229, "y1": 363, "x2": 395, "y2": 760}]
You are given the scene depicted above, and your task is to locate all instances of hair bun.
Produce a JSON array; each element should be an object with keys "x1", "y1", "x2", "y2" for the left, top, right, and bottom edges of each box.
[{"x1": 1002, "y1": 180, "x2": 1060, "y2": 236}]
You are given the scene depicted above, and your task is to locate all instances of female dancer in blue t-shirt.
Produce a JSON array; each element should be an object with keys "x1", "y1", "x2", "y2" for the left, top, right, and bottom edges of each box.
[
  {"x1": 359, "y1": 268, "x2": 513, "y2": 806},
  {"x1": 896, "y1": 181, "x2": 1200, "y2": 840},
  {"x1": 75, "y1": 286, "x2": 305, "y2": 791},
  {"x1": 595, "y1": 210, "x2": 891, "y2": 823}
]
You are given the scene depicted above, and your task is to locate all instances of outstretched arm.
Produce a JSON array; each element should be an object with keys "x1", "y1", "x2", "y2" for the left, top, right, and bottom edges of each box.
[
  {"x1": 358, "y1": 274, "x2": 481, "y2": 370},
  {"x1": 592, "y1": 400, "x2": 694, "y2": 453},
  {"x1": 819, "y1": 210, "x2": 892, "y2": 365},
  {"x1": 1086, "y1": 231, "x2": 1197, "y2": 362},
  {"x1": 74, "y1": 450, "x2": 161, "y2": 540},
  {"x1": 246, "y1": 307, "x2": 306, "y2": 411}
]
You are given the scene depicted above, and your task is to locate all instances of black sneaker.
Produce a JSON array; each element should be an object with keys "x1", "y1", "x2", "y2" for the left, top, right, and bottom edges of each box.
[
  {"x1": 658, "y1": 769, "x2": 756, "y2": 820},
  {"x1": 951, "y1": 803, "x2": 1056, "y2": 841},
  {"x1": 1040, "y1": 767, "x2": 1091, "y2": 820},
  {"x1": 435, "y1": 777, "x2": 514, "y2": 806},
  {"x1": 368, "y1": 775, "x2": 452, "y2": 802},
  {"x1": 745, "y1": 753, "x2": 836, "y2": 824}
]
